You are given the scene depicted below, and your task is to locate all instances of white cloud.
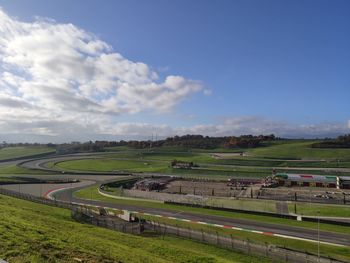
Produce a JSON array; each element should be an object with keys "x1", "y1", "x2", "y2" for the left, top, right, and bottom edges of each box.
[
  {"x1": 203, "y1": 89, "x2": 212, "y2": 96},
  {"x1": 0, "y1": 7, "x2": 204, "y2": 138},
  {"x1": 85, "y1": 117, "x2": 350, "y2": 139},
  {"x1": 52, "y1": 117, "x2": 350, "y2": 140},
  {"x1": 0, "y1": 114, "x2": 348, "y2": 143}
]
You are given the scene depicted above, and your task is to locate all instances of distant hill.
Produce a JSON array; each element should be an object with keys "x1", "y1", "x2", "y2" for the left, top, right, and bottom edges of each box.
[
  {"x1": 311, "y1": 134, "x2": 350, "y2": 148},
  {"x1": 123, "y1": 134, "x2": 278, "y2": 150}
]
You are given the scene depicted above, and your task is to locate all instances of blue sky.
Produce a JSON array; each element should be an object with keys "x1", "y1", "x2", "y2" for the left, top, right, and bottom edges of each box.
[{"x1": 0, "y1": 0, "x2": 349, "y2": 142}]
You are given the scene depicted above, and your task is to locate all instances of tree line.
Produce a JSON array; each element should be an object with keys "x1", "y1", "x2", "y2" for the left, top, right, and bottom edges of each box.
[
  {"x1": 311, "y1": 134, "x2": 350, "y2": 148},
  {"x1": 123, "y1": 134, "x2": 277, "y2": 149},
  {"x1": 0, "y1": 134, "x2": 278, "y2": 152}
]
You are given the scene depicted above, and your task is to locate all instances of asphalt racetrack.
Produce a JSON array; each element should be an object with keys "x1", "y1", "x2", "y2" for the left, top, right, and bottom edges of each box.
[{"x1": 1, "y1": 154, "x2": 350, "y2": 247}]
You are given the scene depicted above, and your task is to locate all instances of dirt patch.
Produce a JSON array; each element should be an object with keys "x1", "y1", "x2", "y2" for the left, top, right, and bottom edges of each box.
[
  {"x1": 211, "y1": 152, "x2": 248, "y2": 159},
  {"x1": 162, "y1": 179, "x2": 243, "y2": 197}
]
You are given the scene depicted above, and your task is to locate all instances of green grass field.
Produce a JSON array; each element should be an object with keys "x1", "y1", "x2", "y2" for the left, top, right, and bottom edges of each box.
[
  {"x1": 0, "y1": 164, "x2": 52, "y2": 175},
  {"x1": 0, "y1": 146, "x2": 55, "y2": 160},
  {"x1": 248, "y1": 141, "x2": 350, "y2": 160},
  {"x1": 105, "y1": 140, "x2": 350, "y2": 161},
  {"x1": 0, "y1": 194, "x2": 272, "y2": 263},
  {"x1": 55, "y1": 158, "x2": 273, "y2": 178},
  {"x1": 56, "y1": 158, "x2": 167, "y2": 173},
  {"x1": 54, "y1": 156, "x2": 350, "y2": 179},
  {"x1": 289, "y1": 202, "x2": 350, "y2": 217},
  {"x1": 51, "y1": 140, "x2": 350, "y2": 178}
]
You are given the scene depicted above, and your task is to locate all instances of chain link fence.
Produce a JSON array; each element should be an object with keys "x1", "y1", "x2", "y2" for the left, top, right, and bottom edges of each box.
[
  {"x1": 146, "y1": 221, "x2": 347, "y2": 263},
  {"x1": 71, "y1": 206, "x2": 143, "y2": 234}
]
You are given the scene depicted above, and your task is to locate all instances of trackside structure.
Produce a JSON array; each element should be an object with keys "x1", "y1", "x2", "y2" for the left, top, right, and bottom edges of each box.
[{"x1": 274, "y1": 173, "x2": 350, "y2": 189}]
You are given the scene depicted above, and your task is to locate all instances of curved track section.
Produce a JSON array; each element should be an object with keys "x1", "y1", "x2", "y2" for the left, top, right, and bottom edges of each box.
[{"x1": 18, "y1": 152, "x2": 350, "y2": 174}]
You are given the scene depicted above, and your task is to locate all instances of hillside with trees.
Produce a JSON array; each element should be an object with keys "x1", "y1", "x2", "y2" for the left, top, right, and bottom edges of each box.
[
  {"x1": 311, "y1": 134, "x2": 350, "y2": 148},
  {"x1": 126, "y1": 134, "x2": 277, "y2": 149},
  {"x1": 0, "y1": 134, "x2": 278, "y2": 152}
]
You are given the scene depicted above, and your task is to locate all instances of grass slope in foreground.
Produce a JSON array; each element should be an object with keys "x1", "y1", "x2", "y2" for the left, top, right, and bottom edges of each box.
[{"x1": 0, "y1": 194, "x2": 272, "y2": 263}]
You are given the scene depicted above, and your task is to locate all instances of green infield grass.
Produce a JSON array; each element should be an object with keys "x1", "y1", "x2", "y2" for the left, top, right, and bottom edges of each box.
[
  {"x1": 53, "y1": 156, "x2": 350, "y2": 179},
  {"x1": 289, "y1": 202, "x2": 350, "y2": 217}
]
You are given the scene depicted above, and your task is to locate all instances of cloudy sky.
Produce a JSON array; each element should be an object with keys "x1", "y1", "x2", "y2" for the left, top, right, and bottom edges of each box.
[{"x1": 0, "y1": 0, "x2": 349, "y2": 142}]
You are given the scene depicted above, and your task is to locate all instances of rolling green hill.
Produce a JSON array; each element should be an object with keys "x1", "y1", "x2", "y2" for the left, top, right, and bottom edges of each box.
[
  {"x1": 0, "y1": 194, "x2": 269, "y2": 263},
  {"x1": 248, "y1": 141, "x2": 350, "y2": 160},
  {"x1": 0, "y1": 146, "x2": 55, "y2": 160}
]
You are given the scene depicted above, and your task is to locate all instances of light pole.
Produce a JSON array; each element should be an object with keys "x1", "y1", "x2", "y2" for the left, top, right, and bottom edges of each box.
[
  {"x1": 317, "y1": 210, "x2": 320, "y2": 263},
  {"x1": 70, "y1": 182, "x2": 73, "y2": 205}
]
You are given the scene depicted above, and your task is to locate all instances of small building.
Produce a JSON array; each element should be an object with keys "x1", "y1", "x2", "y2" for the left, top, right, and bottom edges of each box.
[
  {"x1": 134, "y1": 177, "x2": 172, "y2": 191},
  {"x1": 171, "y1": 160, "x2": 195, "y2": 169},
  {"x1": 274, "y1": 173, "x2": 350, "y2": 189},
  {"x1": 340, "y1": 176, "x2": 350, "y2": 189},
  {"x1": 228, "y1": 178, "x2": 263, "y2": 187}
]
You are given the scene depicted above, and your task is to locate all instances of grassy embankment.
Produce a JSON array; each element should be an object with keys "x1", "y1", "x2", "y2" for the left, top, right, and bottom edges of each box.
[
  {"x1": 249, "y1": 140, "x2": 350, "y2": 160},
  {"x1": 0, "y1": 146, "x2": 55, "y2": 160},
  {"x1": 0, "y1": 164, "x2": 54, "y2": 183},
  {"x1": 0, "y1": 162, "x2": 55, "y2": 183},
  {"x1": 0, "y1": 194, "x2": 272, "y2": 263},
  {"x1": 0, "y1": 164, "x2": 51, "y2": 175},
  {"x1": 0, "y1": 146, "x2": 56, "y2": 180}
]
